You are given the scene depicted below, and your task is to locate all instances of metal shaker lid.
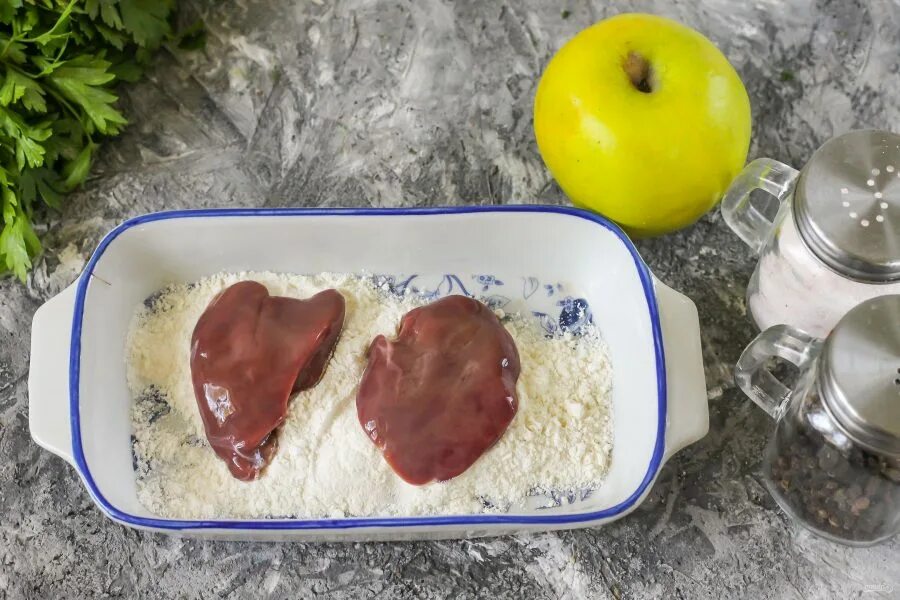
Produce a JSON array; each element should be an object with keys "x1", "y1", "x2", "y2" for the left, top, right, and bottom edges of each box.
[
  {"x1": 819, "y1": 295, "x2": 900, "y2": 455},
  {"x1": 793, "y1": 130, "x2": 900, "y2": 283}
]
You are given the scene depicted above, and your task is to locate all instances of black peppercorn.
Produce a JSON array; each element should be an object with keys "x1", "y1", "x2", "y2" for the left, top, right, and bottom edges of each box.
[{"x1": 765, "y1": 392, "x2": 900, "y2": 543}]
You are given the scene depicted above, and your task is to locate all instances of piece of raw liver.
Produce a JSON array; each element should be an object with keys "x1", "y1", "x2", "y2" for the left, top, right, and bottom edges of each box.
[
  {"x1": 190, "y1": 281, "x2": 345, "y2": 481},
  {"x1": 357, "y1": 295, "x2": 520, "y2": 485}
]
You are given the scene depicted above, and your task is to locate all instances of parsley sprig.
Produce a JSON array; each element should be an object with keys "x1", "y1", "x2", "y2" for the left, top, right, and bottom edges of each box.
[{"x1": 0, "y1": 0, "x2": 175, "y2": 280}]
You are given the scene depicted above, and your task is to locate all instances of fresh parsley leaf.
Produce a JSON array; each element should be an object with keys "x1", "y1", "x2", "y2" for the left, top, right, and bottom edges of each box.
[
  {"x1": 99, "y1": 3, "x2": 123, "y2": 30},
  {"x1": 0, "y1": 106, "x2": 51, "y2": 169},
  {"x1": 108, "y1": 56, "x2": 142, "y2": 82},
  {"x1": 0, "y1": 34, "x2": 28, "y2": 63},
  {"x1": 43, "y1": 116, "x2": 83, "y2": 163},
  {"x1": 0, "y1": 1, "x2": 21, "y2": 26},
  {"x1": 61, "y1": 141, "x2": 91, "y2": 190},
  {"x1": 95, "y1": 22, "x2": 126, "y2": 50},
  {"x1": 29, "y1": 0, "x2": 77, "y2": 48},
  {"x1": 85, "y1": 0, "x2": 100, "y2": 19},
  {"x1": 31, "y1": 54, "x2": 64, "y2": 76},
  {"x1": 0, "y1": 67, "x2": 48, "y2": 112},
  {"x1": 119, "y1": 0, "x2": 171, "y2": 48},
  {"x1": 20, "y1": 166, "x2": 63, "y2": 209},
  {"x1": 48, "y1": 54, "x2": 127, "y2": 134},
  {"x1": 0, "y1": 0, "x2": 176, "y2": 280},
  {"x1": 16, "y1": 132, "x2": 45, "y2": 169},
  {"x1": 1, "y1": 186, "x2": 16, "y2": 223},
  {"x1": 0, "y1": 208, "x2": 40, "y2": 281},
  {"x1": 18, "y1": 6, "x2": 40, "y2": 35}
]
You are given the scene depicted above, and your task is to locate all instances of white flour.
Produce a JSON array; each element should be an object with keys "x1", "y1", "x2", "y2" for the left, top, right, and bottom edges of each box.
[{"x1": 127, "y1": 272, "x2": 613, "y2": 519}]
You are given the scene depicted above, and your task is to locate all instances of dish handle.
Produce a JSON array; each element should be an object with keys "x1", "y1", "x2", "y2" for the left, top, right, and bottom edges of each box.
[
  {"x1": 655, "y1": 279, "x2": 709, "y2": 464},
  {"x1": 28, "y1": 281, "x2": 77, "y2": 466}
]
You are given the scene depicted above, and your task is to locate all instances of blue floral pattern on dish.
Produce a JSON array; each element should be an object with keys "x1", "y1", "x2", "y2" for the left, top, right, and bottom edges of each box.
[
  {"x1": 558, "y1": 297, "x2": 593, "y2": 334},
  {"x1": 523, "y1": 277, "x2": 539, "y2": 299},
  {"x1": 544, "y1": 283, "x2": 562, "y2": 297},
  {"x1": 371, "y1": 274, "x2": 417, "y2": 296},
  {"x1": 473, "y1": 274, "x2": 504, "y2": 291},
  {"x1": 370, "y1": 273, "x2": 593, "y2": 336},
  {"x1": 480, "y1": 294, "x2": 511, "y2": 310}
]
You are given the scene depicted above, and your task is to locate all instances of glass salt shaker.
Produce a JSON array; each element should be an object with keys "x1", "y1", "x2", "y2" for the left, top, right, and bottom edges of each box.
[
  {"x1": 735, "y1": 294, "x2": 900, "y2": 545},
  {"x1": 722, "y1": 129, "x2": 900, "y2": 338}
]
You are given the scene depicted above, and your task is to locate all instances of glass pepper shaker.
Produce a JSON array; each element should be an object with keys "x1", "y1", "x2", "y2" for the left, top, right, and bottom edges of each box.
[
  {"x1": 735, "y1": 294, "x2": 900, "y2": 545},
  {"x1": 722, "y1": 129, "x2": 900, "y2": 338}
]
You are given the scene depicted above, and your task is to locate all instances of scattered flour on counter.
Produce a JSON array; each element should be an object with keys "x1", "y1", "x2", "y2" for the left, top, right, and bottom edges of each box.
[{"x1": 127, "y1": 272, "x2": 613, "y2": 519}]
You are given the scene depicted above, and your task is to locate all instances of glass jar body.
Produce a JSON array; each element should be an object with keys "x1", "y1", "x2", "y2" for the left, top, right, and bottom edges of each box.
[
  {"x1": 762, "y1": 376, "x2": 900, "y2": 545},
  {"x1": 747, "y1": 201, "x2": 900, "y2": 338},
  {"x1": 722, "y1": 157, "x2": 900, "y2": 337}
]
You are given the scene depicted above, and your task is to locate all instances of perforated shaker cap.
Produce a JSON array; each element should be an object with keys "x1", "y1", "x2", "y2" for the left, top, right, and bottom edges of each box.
[
  {"x1": 794, "y1": 130, "x2": 900, "y2": 282},
  {"x1": 819, "y1": 295, "x2": 900, "y2": 456}
]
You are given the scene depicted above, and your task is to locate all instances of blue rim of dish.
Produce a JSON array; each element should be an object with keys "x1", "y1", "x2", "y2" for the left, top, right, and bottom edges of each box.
[{"x1": 69, "y1": 205, "x2": 667, "y2": 530}]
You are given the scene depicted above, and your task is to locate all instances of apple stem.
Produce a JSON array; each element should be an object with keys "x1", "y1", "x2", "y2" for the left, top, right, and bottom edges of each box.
[{"x1": 623, "y1": 52, "x2": 653, "y2": 93}]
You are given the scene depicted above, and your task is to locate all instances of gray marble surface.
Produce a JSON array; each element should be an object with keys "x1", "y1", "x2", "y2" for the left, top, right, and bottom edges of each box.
[{"x1": 2, "y1": 0, "x2": 900, "y2": 598}]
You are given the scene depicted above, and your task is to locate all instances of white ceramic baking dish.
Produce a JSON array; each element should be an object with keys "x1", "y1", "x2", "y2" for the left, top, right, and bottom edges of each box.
[{"x1": 28, "y1": 206, "x2": 707, "y2": 541}]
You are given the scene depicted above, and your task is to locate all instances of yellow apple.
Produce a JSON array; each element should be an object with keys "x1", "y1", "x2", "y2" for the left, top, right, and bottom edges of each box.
[{"x1": 534, "y1": 13, "x2": 751, "y2": 237}]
